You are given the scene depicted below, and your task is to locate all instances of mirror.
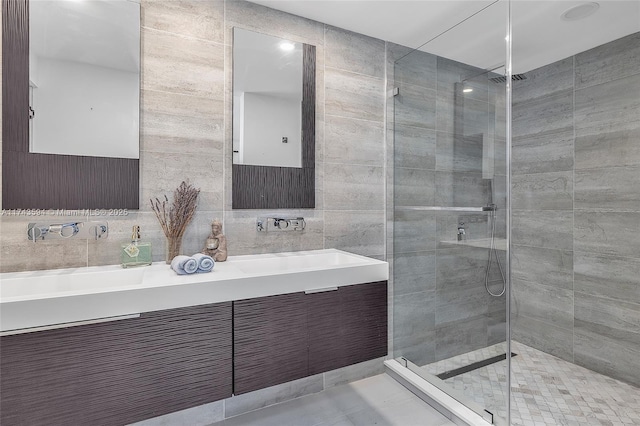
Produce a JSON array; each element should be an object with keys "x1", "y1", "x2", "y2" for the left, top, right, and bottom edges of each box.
[
  {"x1": 233, "y1": 28, "x2": 302, "y2": 168},
  {"x1": 2, "y1": 0, "x2": 140, "y2": 209},
  {"x1": 29, "y1": 0, "x2": 140, "y2": 159},
  {"x1": 231, "y1": 28, "x2": 315, "y2": 209}
]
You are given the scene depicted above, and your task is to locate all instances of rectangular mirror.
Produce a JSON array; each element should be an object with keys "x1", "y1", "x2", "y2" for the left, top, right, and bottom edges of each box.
[
  {"x1": 2, "y1": 0, "x2": 140, "y2": 210},
  {"x1": 29, "y1": 0, "x2": 140, "y2": 159},
  {"x1": 231, "y1": 28, "x2": 315, "y2": 209}
]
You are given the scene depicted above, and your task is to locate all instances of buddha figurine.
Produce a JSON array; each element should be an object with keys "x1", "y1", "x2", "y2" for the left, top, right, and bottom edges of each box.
[{"x1": 202, "y1": 219, "x2": 227, "y2": 262}]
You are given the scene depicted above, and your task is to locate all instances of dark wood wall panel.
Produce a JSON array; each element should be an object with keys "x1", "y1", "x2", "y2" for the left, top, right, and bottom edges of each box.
[
  {"x1": 234, "y1": 293, "x2": 309, "y2": 394},
  {"x1": 2, "y1": 151, "x2": 139, "y2": 209},
  {"x1": 2, "y1": 0, "x2": 139, "y2": 210},
  {"x1": 1, "y1": 0, "x2": 28, "y2": 153},
  {"x1": 0, "y1": 303, "x2": 233, "y2": 426},
  {"x1": 232, "y1": 44, "x2": 315, "y2": 210},
  {"x1": 308, "y1": 282, "x2": 388, "y2": 375}
]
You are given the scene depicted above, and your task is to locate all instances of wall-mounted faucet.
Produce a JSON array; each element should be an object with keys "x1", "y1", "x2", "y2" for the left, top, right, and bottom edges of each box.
[
  {"x1": 257, "y1": 217, "x2": 306, "y2": 232},
  {"x1": 457, "y1": 222, "x2": 466, "y2": 241},
  {"x1": 27, "y1": 221, "x2": 108, "y2": 242}
]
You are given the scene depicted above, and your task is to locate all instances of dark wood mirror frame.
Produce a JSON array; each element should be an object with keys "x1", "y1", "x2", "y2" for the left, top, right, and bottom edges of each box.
[
  {"x1": 1, "y1": 0, "x2": 139, "y2": 210},
  {"x1": 231, "y1": 42, "x2": 315, "y2": 210}
]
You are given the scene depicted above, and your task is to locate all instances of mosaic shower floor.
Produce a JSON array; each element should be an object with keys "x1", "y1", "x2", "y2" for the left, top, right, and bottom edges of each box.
[{"x1": 422, "y1": 341, "x2": 640, "y2": 425}]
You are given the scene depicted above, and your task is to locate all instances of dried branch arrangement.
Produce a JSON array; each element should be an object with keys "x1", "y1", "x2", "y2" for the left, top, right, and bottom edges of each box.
[{"x1": 150, "y1": 181, "x2": 200, "y2": 262}]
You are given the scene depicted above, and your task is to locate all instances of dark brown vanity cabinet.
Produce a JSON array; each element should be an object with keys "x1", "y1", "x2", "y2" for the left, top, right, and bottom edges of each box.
[
  {"x1": 234, "y1": 281, "x2": 388, "y2": 394},
  {"x1": 0, "y1": 303, "x2": 233, "y2": 426}
]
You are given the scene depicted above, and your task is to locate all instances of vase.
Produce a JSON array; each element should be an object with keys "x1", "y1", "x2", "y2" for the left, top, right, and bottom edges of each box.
[{"x1": 165, "y1": 236, "x2": 183, "y2": 264}]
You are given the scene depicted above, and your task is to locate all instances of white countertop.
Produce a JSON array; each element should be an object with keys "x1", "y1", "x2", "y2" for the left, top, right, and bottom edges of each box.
[{"x1": 0, "y1": 249, "x2": 388, "y2": 333}]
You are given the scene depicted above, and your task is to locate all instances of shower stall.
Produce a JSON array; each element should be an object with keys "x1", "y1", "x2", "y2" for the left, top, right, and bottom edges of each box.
[{"x1": 388, "y1": 1, "x2": 640, "y2": 424}]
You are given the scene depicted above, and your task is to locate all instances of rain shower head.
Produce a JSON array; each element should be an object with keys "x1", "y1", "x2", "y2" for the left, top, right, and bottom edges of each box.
[{"x1": 489, "y1": 74, "x2": 527, "y2": 84}]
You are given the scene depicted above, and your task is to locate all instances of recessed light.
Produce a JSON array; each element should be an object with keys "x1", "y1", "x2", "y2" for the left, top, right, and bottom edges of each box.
[
  {"x1": 561, "y1": 2, "x2": 600, "y2": 21},
  {"x1": 463, "y1": 88, "x2": 473, "y2": 93},
  {"x1": 279, "y1": 42, "x2": 295, "y2": 52}
]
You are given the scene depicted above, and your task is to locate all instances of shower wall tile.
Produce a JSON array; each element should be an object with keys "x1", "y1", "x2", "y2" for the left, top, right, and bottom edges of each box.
[
  {"x1": 387, "y1": 43, "x2": 437, "y2": 90},
  {"x1": 512, "y1": 316, "x2": 574, "y2": 362},
  {"x1": 435, "y1": 284, "x2": 492, "y2": 326},
  {"x1": 512, "y1": 57, "x2": 574, "y2": 104},
  {"x1": 393, "y1": 290, "x2": 436, "y2": 356},
  {"x1": 437, "y1": 57, "x2": 488, "y2": 103},
  {"x1": 574, "y1": 211, "x2": 640, "y2": 258},
  {"x1": 393, "y1": 210, "x2": 437, "y2": 253},
  {"x1": 394, "y1": 168, "x2": 435, "y2": 207},
  {"x1": 575, "y1": 32, "x2": 640, "y2": 90},
  {"x1": 575, "y1": 165, "x2": 640, "y2": 210},
  {"x1": 394, "y1": 125, "x2": 436, "y2": 170},
  {"x1": 324, "y1": 164, "x2": 384, "y2": 210},
  {"x1": 435, "y1": 131, "x2": 484, "y2": 174},
  {"x1": 574, "y1": 73, "x2": 640, "y2": 138},
  {"x1": 435, "y1": 315, "x2": 488, "y2": 361},
  {"x1": 325, "y1": 26, "x2": 385, "y2": 78},
  {"x1": 393, "y1": 251, "x2": 436, "y2": 296},
  {"x1": 325, "y1": 116, "x2": 384, "y2": 167},
  {"x1": 512, "y1": 279, "x2": 574, "y2": 330},
  {"x1": 435, "y1": 213, "x2": 489, "y2": 248},
  {"x1": 574, "y1": 319, "x2": 640, "y2": 387},
  {"x1": 511, "y1": 171, "x2": 574, "y2": 211},
  {"x1": 435, "y1": 246, "x2": 491, "y2": 289},
  {"x1": 511, "y1": 210, "x2": 573, "y2": 251},
  {"x1": 512, "y1": 130, "x2": 574, "y2": 175},
  {"x1": 323, "y1": 211, "x2": 385, "y2": 257},
  {"x1": 434, "y1": 171, "x2": 490, "y2": 208},
  {"x1": 575, "y1": 128, "x2": 640, "y2": 170},
  {"x1": 512, "y1": 245, "x2": 573, "y2": 291},
  {"x1": 325, "y1": 68, "x2": 385, "y2": 122},
  {"x1": 575, "y1": 292, "x2": 640, "y2": 336},
  {"x1": 512, "y1": 89, "x2": 574, "y2": 138},
  {"x1": 394, "y1": 83, "x2": 437, "y2": 129},
  {"x1": 141, "y1": 0, "x2": 224, "y2": 42},
  {"x1": 574, "y1": 251, "x2": 640, "y2": 305}
]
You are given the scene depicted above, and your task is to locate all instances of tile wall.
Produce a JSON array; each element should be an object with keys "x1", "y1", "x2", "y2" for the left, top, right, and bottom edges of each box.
[
  {"x1": 511, "y1": 32, "x2": 640, "y2": 387},
  {"x1": 0, "y1": 0, "x2": 385, "y2": 271}
]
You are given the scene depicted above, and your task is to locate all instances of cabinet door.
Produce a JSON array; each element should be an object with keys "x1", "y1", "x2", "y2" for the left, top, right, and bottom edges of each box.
[
  {"x1": 0, "y1": 303, "x2": 232, "y2": 426},
  {"x1": 234, "y1": 293, "x2": 308, "y2": 394},
  {"x1": 308, "y1": 281, "x2": 388, "y2": 375}
]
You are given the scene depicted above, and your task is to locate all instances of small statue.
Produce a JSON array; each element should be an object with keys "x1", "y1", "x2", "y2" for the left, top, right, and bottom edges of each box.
[{"x1": 202, "y1": 219, "x2": 227, "y2": 262}]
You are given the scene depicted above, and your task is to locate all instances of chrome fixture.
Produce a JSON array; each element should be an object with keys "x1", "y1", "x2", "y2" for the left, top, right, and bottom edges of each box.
[
  {"x1": 457, "y1": 222, "x2": 466, "y2": 241},
  {"x1": 395, "y1": 205, "x2": 497, "y2": 212},
  {"x1": 27, "y1": 221, "x2": 109, "y2": 242},
  {"x1": 257, "y1": 217, "x2": 306, "y2": 232}
]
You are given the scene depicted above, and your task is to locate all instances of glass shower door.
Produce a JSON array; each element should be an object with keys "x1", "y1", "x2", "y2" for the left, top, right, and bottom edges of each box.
[{"x1": 390, "y1": 1, "x2": 510, "y2": 423}]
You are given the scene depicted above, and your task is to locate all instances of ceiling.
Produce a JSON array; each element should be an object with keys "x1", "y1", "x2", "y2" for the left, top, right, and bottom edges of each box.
[{"x1": 247, "y1": 0, "x2": 640, "y2": 74}]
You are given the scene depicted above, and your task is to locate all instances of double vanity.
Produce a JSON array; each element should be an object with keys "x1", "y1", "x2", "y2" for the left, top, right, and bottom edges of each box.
[{"x1": 0, "y1": 249, "x2": 388, "y2": 425}]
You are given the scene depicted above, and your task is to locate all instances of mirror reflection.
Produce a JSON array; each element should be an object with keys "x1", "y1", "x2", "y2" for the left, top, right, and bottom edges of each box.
[
  {"x1": 29, "y1": 0, "x2": 140, "y2": 159},
  {"x1": 233, "y1": 28, "x2": 303, "y2": 169}
]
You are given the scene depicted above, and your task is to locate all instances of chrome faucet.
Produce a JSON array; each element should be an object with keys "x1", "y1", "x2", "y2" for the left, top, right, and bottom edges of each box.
[{"x1": 457, "y1": 222, "x2": 466, "y2": 241}]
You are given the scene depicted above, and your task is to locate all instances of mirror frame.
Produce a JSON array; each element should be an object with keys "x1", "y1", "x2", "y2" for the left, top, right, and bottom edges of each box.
[
  {"x1": 1, "y1": 0, "x2": 139, "y2": 210},
  {"x1": 231, "y1": 30, "x2": 315, "y2": 209}
]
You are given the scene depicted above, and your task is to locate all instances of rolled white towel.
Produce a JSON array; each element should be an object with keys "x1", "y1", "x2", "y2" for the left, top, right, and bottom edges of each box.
[
  {"x1": 171, "y1": 255, "x2": 198, "y2": 275},
  {"x1": 192, "y1": 253, "x2": 214, "y2": 273}
]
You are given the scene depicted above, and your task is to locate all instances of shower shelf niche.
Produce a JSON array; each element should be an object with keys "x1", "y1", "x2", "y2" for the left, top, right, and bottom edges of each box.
[{"x1": 439, "y1": 238, "x2": 507, "y2": 251}]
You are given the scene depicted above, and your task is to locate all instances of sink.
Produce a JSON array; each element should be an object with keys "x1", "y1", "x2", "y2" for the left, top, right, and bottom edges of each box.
[
  {"x1": 233, "y1": 250, "x2": 364, "y2": 274},
  {"x1": 1, "y1": 267, "x2": 145, "y2": 300},
  {"x1": 0, "y1": 249, "x2": 388, "y2": 333}
]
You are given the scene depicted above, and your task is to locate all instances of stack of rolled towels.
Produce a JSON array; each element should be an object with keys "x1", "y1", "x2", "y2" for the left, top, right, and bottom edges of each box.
[{"x1": 171, "y1": 253, "x2": 215, "y2": 275}]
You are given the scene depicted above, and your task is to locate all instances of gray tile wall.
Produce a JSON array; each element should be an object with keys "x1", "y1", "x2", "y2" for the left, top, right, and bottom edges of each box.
[
  {"x1": 0, "y1": 1, "x2": 387, "y2": 423},
  {"x1": 512, "y1": 32, "x2": 640, "y2": 387},
  {"x1": 388, "y1": 45, "x2": 507, "y2": 366},
  {"x1": 0, "y1": 0, "x2": 385, "y2": 269}
]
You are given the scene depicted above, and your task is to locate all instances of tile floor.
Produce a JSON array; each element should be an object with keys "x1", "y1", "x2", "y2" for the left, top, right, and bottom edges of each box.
[
  {"x1": 424, "y1": 341, "x2": 640, "y2": 426},
  {"x1": 208, "y1": 373, "x2": 456, "y2": 426}
]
